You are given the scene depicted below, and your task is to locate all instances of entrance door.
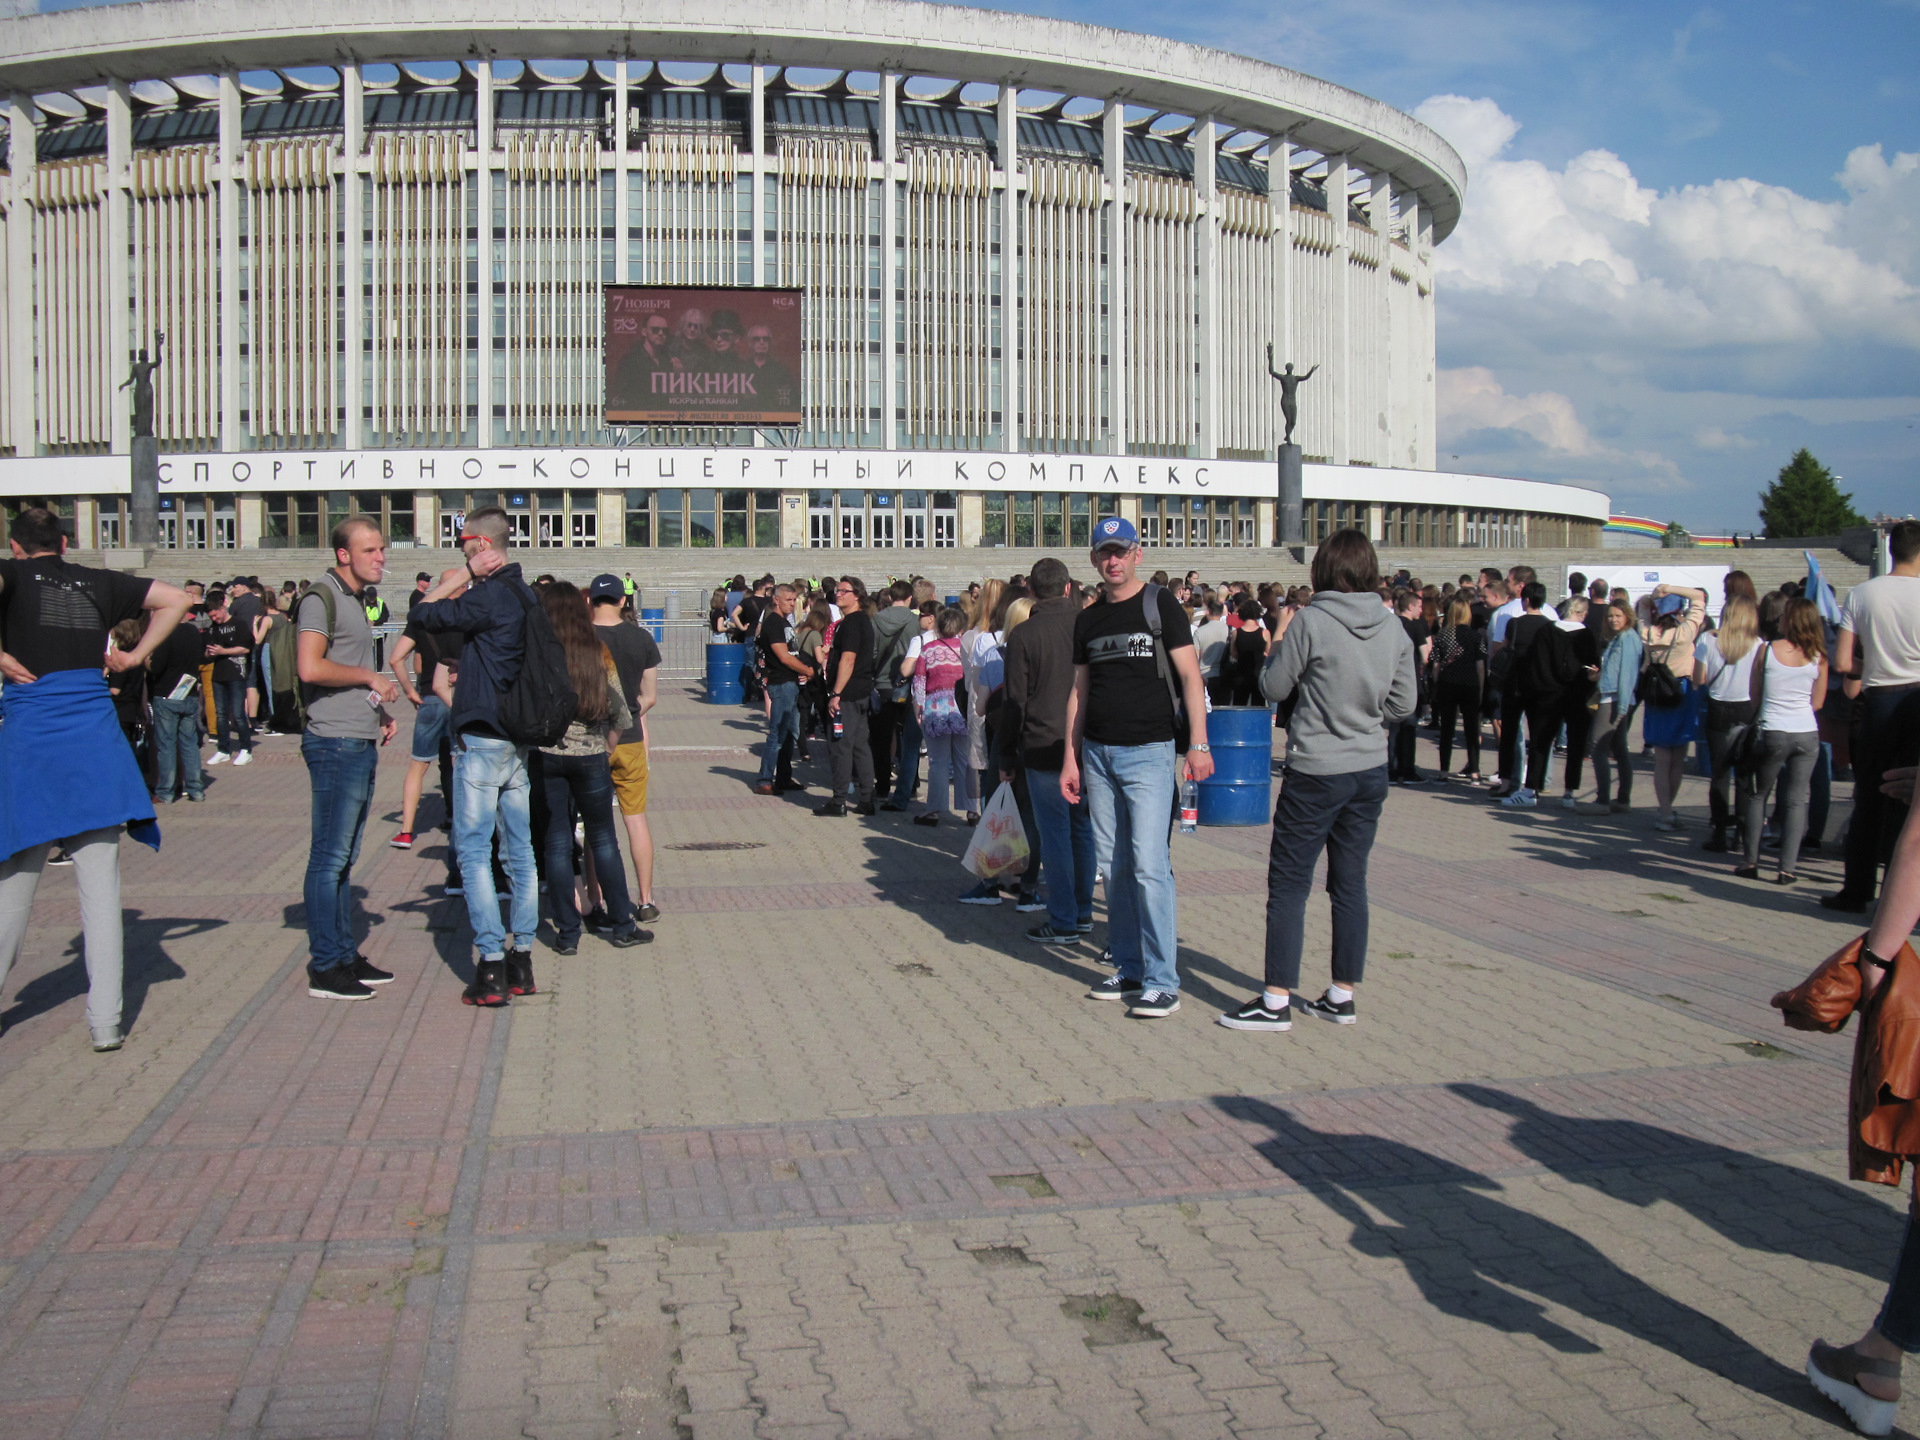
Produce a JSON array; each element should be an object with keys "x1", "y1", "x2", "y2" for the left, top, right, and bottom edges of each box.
[
  {"x1": 839, "y1": 510, "x2": 864, "y2": 547},
  {"x1": 182, "y1": 512, "x2": 208, "y2": 549},
  {"x1": 441, "y1": 510, "x2": 467, "y2": 547},
  {"x1": 932, "y1": 512, "x2": 955, "y2": 548},
  {"x1": 213, "y1": 514, "x2": 237, "y2": 549},
  {"x1": 97, "y1": 513, "x2": 121, "y2": 549},
  {"x1": 869, "y1": 511, "x2": 895, "y2": 548},
  {"x1": 901, "y1": 512, "x2": 925, "y2": 548},
  {"x1": 156, "y1": 514, "x2": 178, "y2": 549},
  {"x1": 570, "y1": 512, "x2": 597, "y2": 547},
  {"x1": 810, "y1": 512, "x2": 835, "y2": 548},
  {"x1": 506, "y1": 512, "x2": 533, "y2": 548}
]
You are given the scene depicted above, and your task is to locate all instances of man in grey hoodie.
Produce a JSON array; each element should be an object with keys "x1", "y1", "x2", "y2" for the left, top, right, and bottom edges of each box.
[{"x1": 1218, "y1": 529, "x2": 1417, "y2": 1035}]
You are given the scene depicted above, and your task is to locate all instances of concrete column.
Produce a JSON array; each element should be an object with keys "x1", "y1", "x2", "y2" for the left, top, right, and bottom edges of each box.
[
  {"x1": 218, "y1": 72, "x2": 240, "y2": 451},
  {"x1": 343, "y1": 64, "x2": 365, "y2": 450},
  {"x1": 106, "y1": 80, "x2": 131, "y2": 454},
  {"x1": 997, "y1": 84, "x2": 1018, "y2": 453},
  {"x1": 958, "y1": 492, "x2": 984, "y2": 548},
  {"x1": 1371, "y1": 172, "x2": 1392, "y2": 469},
  {"x1": 7, "y1": 95, "x2": 37, "y2": 454},
  {"x1": 750, "y1": 65, "x2": 766, "y2": 287},
  {"x1": 1420, "y1": 205, "x2": 1436, "y2": 471},
  {"x1": 778, "y1": 489, "x2": 806, "y2": 548},
  {"x1": 1271, "y1": 136, "x2": 1293, "y2": 456},
  {"x1": 1102, "y1": 98, "x2": 1126, "y2": 456},
  {"x1": 473, "y1": 61, "x2": 492, "y2": 448},
  {"x1": 879, "y1": 72, "x2": 896, "y2": 449},
  {"x1": 597, "y1": 489, "x2": 623, "y2": 547},
  {"x1": 236, "y1": 493, "x2": 264, "y2": 547},
  {"x1": 1327, "y1": 154, "x2": 1349, "y2": 465},
  {"x1": 1194, "y1": 116, "x2": 1217, "y2": 460},
  {"x1": 613, "y1": 61, "x2": 629, "y2": 284}
]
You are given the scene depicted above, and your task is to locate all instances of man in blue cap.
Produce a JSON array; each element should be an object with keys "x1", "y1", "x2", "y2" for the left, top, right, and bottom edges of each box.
[{"x1": 1060, "y1": 516, "x2": 1213, "y2": 1019}]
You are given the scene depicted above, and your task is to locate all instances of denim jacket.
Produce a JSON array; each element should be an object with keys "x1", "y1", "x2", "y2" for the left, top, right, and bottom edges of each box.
[
  {"x1": 1598, "y1": 627, "x2": 1644, "y2": 701},
  {"x1": 410, "y1": 561, "x2": 533, "y2": 739}
]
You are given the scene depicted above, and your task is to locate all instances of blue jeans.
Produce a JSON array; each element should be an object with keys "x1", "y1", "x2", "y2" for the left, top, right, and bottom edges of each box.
[
  {"x1": 454, "y1": 733, "x2": 539, "y2": 961},
  {"x1": 213, "y1": 678, "x2": 251, "y2": 754},
  {"x1": 1082, "y1": 739, "x2": 1179, "y2": 994},
  {"x1": 301, "y1": 734, "x2": 378, "y2": 972},
  {"x1": 1028, "y1": 767, "x2": 1094, "y2": 933},
  {"x1": 151, "y1": 695, "x2": 204, "y2": 799},
  {"x1": 890, "y1": 705, "x2": 923, "y2": 804},
  {"x1": 758, "y1": 683, "x2": 800, "y2": 784},
  {"x1": 1263, "y1": 764, "x2": 1388, "y2": 992},
  {"x1": 532, "y1": 750, "x2": 634, "y2": 944}
]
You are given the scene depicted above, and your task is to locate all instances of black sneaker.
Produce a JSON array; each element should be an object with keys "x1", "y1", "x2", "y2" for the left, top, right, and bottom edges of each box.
[
  {"x1": 1820, "y1": 892, "x2": 1870, "y2": 914},
  {"x1": 550, "y1": 937, "x2": 579, "y2": 956},
  {"x1": 462, "y1": 960, "x2": 509, "y2": 1006},
  {"x1": 309, "y1": 966, "x2": 375, "y2": 1001},
  {"x1": 636, "y1": 902, "x2": 661, "y2": 923},
  {"x1": 1301, "y1": 991, "x2": 1357, "y2": 1025},
  {"x1": 850, "y1": 801, "x2": 878, "y2": 817},
  {"x1": 504, "y1": 949, "x2": 536, "y2": 996},
  {"x1": 582, "y1": 907, "x2": 613, "y2": 933},
  {"x1": 1076, "y1": 921, "x2": 1094, "y2": 935},
  {"x1": 47, "y1": 850, "x2": 74, "y2": 867},
  {"x1": 1218, "y1": 995, "x2": 1292, "y2": 1031},
  {"x1": 607, "y1": 926, "x2": 653, "y2": 948},
  {"x1": 1087, "y1": 973, "x2": 1143, "y2": 1002},
  {"x1": 352, "y1": 956, "x2": 395, "y2": 986},
  {"x1": 1026, "y1": 923, "x2": 1081, "y2": 944},
  {"x1": 1127, "y1": 989, "x2": 1181, "y2": 1018},
  {"x1": 879, "y1": 800, "x2": 906, "y2": 812},
  {"x1": 814, "y1": 801, "x2": 848, "y2": 818},
  {"x1": 913, "y1": 813, "x2": 940, "y2": 827}
]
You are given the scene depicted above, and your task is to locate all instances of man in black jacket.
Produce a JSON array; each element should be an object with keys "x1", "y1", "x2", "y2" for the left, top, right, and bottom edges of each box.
[{"x1": 1000, "y1": 559, "x2": 1087, "y2": 944}]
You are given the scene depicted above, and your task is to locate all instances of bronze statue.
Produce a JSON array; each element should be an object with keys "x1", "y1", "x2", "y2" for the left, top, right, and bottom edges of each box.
[
  {"x1": 1265, "y1": 344, "x2": 1317, "y2": 445},
  {"x1": 119, "y1": 332, "x2": 165, "y2": 439}
]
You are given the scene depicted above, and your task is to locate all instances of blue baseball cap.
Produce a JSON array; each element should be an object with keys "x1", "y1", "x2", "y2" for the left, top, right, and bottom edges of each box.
[
  {"x1": 1654, "y1": 593, "x2": 1685, "y2": 616},
  {"x1": 587, "y1": 573, "x2": 626, "y2": 601},
  {"x1": 1091, "y1": 516, "x2": 1139, "y2": 551}
]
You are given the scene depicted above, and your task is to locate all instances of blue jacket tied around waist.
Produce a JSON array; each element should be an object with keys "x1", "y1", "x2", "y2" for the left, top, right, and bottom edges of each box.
[{"x1": 0, "y1": 668, "x2": 160, "y2": 859}]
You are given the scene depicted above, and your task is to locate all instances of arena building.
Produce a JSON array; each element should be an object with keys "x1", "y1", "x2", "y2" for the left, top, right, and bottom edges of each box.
[{"x1": 0, "y1": 0, "x2": 1608, "y2": 555}]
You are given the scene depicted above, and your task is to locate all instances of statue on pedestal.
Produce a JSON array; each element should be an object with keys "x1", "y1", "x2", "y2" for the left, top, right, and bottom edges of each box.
[
  {"x1": 1265, "y1": 344, "x2": 1317, "y2": 445},
  {"x1": 119, "y1": 332, "x2": 165, "y2": 439}
]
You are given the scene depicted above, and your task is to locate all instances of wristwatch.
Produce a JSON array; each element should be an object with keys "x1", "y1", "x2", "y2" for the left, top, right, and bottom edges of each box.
[{"x1": 1191, "y1": 743, "x2": 1211, "y2": 752}]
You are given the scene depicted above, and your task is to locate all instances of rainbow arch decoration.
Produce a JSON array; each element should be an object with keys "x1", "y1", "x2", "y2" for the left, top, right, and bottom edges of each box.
[{"x1": 1606, "y1": 514, "x2": 1736, "y2": 547}]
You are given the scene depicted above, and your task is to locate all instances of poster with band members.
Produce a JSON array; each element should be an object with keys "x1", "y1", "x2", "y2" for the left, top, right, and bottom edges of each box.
[{"x1": 604, "y1": 286, "x2": 804, "y2": 425}]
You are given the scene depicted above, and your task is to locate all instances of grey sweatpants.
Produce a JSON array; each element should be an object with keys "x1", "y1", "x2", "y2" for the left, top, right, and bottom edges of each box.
[{"x1": 0, "y1": 826, "x2": 125, "y2": 1032}]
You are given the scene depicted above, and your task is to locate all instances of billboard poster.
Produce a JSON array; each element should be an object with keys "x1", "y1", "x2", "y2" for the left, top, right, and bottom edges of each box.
[{"x1": 604, "y1": 285, "x2": 804, "y2": 425}]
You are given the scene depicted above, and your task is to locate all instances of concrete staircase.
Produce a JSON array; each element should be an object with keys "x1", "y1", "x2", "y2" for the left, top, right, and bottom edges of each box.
[{"x1": 70, "y1": 543, "x2": 1869, "y2": 610}]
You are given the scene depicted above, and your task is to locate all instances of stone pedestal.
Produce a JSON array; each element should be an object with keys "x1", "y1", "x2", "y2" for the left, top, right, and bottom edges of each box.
[
  {"x1": 129, "y1": 436, "x2": 159, "y2": 547},
  {"x1": 1277, "y1": 443, "x2": 1304, "y2": 546}
]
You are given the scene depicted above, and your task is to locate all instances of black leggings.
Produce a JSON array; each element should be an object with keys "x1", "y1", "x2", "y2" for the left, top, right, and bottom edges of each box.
[{"x1": 1431, "y1": 680, "x2": 1481, "y2": 774}]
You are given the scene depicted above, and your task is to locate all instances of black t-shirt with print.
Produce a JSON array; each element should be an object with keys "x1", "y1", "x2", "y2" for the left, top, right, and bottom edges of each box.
[
  {"x1": 206, "y1": 618, "x2": 249, "y2": 683},
  {"x1": 1072, "y1": 586, "x2": 1194, "y2": 747},
  {"x1": 149, "y1": 624, "x2": 210, "y2": 700},
  {"x1": 595, "y1": 620, "x2": 661, "y2": 716},
  {"x1": 757, "y1": 607, "x2": 800, "y2": 686},
  {"x1": 829, "y1": 609, "x2": 878, "y2": 703},
  {"x1": 402, "y1": 612, "x2": 465, "y2": 690},
  {"x1": 0, "y1": 555, "x2": 151, "y2": 677}
]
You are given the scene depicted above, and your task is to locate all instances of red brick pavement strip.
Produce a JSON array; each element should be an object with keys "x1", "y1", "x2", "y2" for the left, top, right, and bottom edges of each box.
[{"x1": 467, "y1": 1057, "x2": 1846, "y2": 1240}]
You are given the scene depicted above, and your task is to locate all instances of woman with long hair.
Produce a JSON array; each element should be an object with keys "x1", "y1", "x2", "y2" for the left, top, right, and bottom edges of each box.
[
  {"x1": 1695, "y1": 593, "x2": 1762, "y2": 852},
  {"x1": 911, "y1": 607, "x2": 970, "y2": 826},
  {"x1": 1220, "y1": 529, "x2": 1417, "y2": 1033},
  {"x1": 1643, "y1": 584, "x2": 1708, "y2": 831},
  {"x1": 529, "y1": 581, "x2": 647, "y2": 970},
  {"x1": 1590, "y1": 596, "x2": 1644, "y2": 812},
  {"x1": 1430, "y1": 593, "x2": 1487, "y2": 781},
  {"x1": 1736, "y1": 597, "x2": 1828, "y2": 885},
  {"x1": 794, "y1": 597, "x2": 833, "y2": 747},
  {"x1": 1227, "y1": 598, "x2": 1270, "y2": 706},
  {"x1": 959, "y1": 578, "x2": 1006, "y2": 827}
]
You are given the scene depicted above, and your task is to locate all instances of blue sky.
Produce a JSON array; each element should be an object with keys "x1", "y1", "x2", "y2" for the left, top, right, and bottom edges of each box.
[{"x1": 15, "y1": 0, "x2": 1919, "y2": 527}]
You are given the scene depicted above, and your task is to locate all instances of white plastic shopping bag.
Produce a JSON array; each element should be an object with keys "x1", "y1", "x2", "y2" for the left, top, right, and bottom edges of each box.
[{"x1": 961, "y1": 782, "x2": 1030, "y2": 882}]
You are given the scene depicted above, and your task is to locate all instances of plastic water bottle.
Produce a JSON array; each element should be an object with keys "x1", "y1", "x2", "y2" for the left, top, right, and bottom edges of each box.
[
  {"x1": 1180, "y1": 778, "x2": 1198, "y2": 833},
  {"x1": 832, "y1": 715, "x2": 844, "y2": 740}
]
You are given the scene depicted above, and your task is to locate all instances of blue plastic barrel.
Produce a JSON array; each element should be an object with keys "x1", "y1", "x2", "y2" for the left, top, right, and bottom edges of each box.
[
  {"x1": 640, "y1": 607, "x2": 665, "y2": 642},
  {"x1": 944, "y1": 595, "x2": 960, "y2": 607},
  {"x1": 705, "y1": 640, "x2": 745, "y2": 704},
  {"x1": 1196, "y1": 706, "x2": 1274, "y2": 825}
]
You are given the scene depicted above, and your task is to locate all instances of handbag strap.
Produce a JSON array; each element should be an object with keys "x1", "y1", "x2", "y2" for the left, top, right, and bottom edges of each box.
[{"x1": 1748, "y1": 641, "x2": 1768, "y2": 712}]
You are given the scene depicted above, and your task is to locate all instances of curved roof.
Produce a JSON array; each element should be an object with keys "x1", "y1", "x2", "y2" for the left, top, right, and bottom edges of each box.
[{"x1": 0, "y1": 0, "x2": 1467, "y2": 238}]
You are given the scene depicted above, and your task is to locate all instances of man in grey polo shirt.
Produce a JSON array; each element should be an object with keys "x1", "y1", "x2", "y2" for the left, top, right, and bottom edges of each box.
[{"x1": 295, "y1": 515, "x2": 399, "y2": 1000}]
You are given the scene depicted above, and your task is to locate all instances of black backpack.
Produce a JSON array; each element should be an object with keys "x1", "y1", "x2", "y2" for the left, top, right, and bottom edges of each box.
[{"x1": 497, "y1": 584, "x2": 579, "y2": 746}]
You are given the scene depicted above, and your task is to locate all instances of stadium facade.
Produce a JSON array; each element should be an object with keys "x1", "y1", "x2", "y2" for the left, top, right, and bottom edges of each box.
[{"x1": 0, "y1": 0, "x2": 1608, "y2": 553}]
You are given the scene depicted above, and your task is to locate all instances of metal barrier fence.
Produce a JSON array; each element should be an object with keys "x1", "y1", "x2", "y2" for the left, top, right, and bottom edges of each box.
[{"x1": 374, "y1": 619, "x2": 718, "y2": 681}]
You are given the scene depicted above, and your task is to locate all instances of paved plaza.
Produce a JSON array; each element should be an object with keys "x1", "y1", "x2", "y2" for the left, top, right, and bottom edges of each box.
[{"x1": 0, "y1": 681, "x2": 1902, "y2": 1439}]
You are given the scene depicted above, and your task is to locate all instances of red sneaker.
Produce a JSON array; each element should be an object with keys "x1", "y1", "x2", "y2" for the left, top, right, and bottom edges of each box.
[{"x1": 389, "y1": 832, "x2": 414, "y2": 850}]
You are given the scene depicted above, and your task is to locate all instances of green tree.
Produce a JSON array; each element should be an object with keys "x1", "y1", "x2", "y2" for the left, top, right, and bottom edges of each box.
[
  {"x1": 1759, "y1": 449, "x2": 1865, "y2": 538},
  {"x1": 1661, "y1": 521, "x2": 1694, "y2": 549}
]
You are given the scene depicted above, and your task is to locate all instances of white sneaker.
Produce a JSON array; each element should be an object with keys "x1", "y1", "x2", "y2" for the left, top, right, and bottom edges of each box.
[
  {"x1": 232, "y1": 750, "x2": 252, "y2": 767},
  {"x1": 1500, "y1": 788, "x2": 1538, "y2": 809},
  {"x1": 1560, "y1": 794, "x2": 1578, "y2": 811},
  {"x1": 206, "y1": 752, "x2": 231, "y2": 765}
]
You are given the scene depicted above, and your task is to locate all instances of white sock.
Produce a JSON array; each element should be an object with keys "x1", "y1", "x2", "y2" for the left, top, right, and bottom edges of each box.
[
  {"x1": 1262, "y1": 992, "x2": 1288, "y2": 1010},
  {"x1": 1326, "y1": 984, "x2": 1354, "y2": 1005}
]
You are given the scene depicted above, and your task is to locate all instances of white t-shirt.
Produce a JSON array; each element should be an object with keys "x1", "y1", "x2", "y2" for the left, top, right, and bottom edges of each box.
[
  {"x1": 1756, "y1": 645, "x2": 1821, "y2": 733},
  {"x1": 1490, "y1": 597, "x2": 1559, "y2": 643},
  {"x1": 1694, "y1": 636, "x2": 1759, "y2": 701},
  {"x1": 1193, "y1": 617, "x2": 1230, "y2": 678},
  {"x1": 1841, "y1": 574, "x2": 1920, "y2": 688}
]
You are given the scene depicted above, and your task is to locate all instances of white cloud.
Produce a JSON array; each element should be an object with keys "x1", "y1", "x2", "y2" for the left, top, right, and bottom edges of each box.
[{"x1": 1414, "y1": 95, "x2": 1920, "y2": 523}]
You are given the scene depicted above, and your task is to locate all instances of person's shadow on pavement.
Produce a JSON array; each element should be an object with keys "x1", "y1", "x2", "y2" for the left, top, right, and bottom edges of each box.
[
  {"x1": 1450, "y1": 1081, "x2": 1904, "y2": 1282},
  {"x1": 1215, "y1": 1095, "x2": 1826, "y2": 1417}
]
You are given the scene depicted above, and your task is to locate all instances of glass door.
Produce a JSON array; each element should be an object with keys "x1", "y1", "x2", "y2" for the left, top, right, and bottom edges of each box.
[
  {"x1": 505, "y1": 512, "x2": 533, "y2": 547},
  {"x1": 182, "y1": 511, "x2": 208, "y2": 549},
  {"x1": 570, "y1": 511, "x2": 597, "y2": 547},
  {"x1": 932, "y1": 512, "x2": 955, "y2": 548},
  {"x1": 441, "y1": 509, "x2": 467, "y2": 546},
  {"x1": 838, "y1": 509, "x2": 865, "y2": 547},
  {"x1": 156, "y1": 514, "x2": 178, "y2": 549},
  {"x1": 900, "y1": 512, "x2": 925, "y2": 548}
]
